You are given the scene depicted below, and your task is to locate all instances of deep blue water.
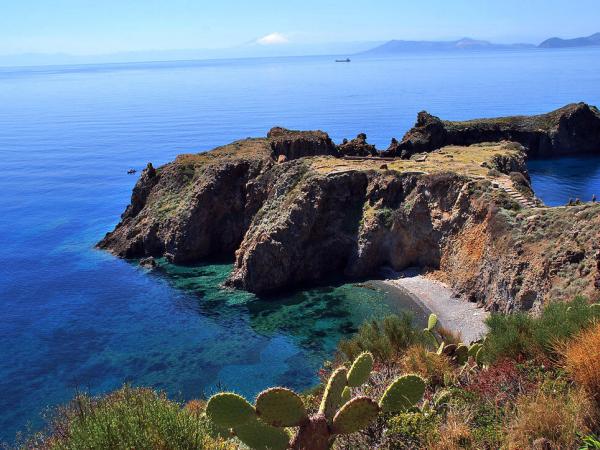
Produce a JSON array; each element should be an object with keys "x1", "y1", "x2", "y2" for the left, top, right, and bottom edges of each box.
[
  {"x1": 528, "y1": 155, "x2": 600, "y2": 206},
  {"x1": 1, "y1": 48, "x2": 600, "y2": 443}
]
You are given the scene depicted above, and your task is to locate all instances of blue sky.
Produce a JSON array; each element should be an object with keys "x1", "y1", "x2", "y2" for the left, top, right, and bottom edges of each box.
[{"x1": 1, "y1": 0, "x2": 599, "y2": 55}]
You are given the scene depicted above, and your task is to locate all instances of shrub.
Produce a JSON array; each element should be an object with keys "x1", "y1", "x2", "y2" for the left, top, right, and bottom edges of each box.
[
  {"x1": 465, "y1": 359, "x2": 532, "y2": 407},
  {"x1": 337, "y1": 313, "x2": 421, "y2": 362},
  {"x1": 401, "y1": 345, "x2": 454, "y2": 387},
  {"x1": 385, "y1": 411, "x2": 438, "y2": 449},
  {"x1": 507, "y1": 386, "x2": 598, "y2": 449},
  {"x1": 483, "y1": 297, "x2": 599, "y2": 363},
  {"x1": 561, "y1": 321, "x2": 600, "y2": 401},
  {"x1": 31, "y1": 386, "x2": 234, "y2": 450},
  {"x1": 483, "y1": 312, "x2": 535, "y2": 362},
  {"x1": 581, "y1": 434, "x2": 600, "y2": 449}
]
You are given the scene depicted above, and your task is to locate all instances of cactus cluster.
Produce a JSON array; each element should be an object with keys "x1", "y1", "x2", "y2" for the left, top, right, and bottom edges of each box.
[
  {"x1": 425, "y1": 313, "x2": 487, "y2": 367},
  {"x1": 205, "y1": 351, "x2": 426, "y2": 450},
  {"x1": 423, "y1": 313, "x2": 440, "y2": 348}
]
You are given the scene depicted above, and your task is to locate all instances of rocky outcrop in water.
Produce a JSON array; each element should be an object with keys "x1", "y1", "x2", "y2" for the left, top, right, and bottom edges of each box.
[
  {"x1": 98, "y1": 129, "x2": 337, "y2": 264},
  {"x1": 393, "y1": 103, "x2": 600, "y2": 158},
  {"x1": 99, "y1": 111, "x2": 600, "y2": 311}
]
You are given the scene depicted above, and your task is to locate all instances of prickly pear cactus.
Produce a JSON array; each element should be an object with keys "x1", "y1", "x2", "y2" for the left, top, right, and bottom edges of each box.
[
  {"x1": 475, "y1": 345, "x2": 486, "y2": 366},
  {"x1": 436, "y1": 341, "x2": 446, "y2": 355},
  {"x1": 204, "y1": 352, "x2": 428, "y2": 450},
  {"x1": 423, "y1": 313, "x2": 440, "y2": 348},
  {"x1": 332, "y1": 397, "x2": 379, "y2": 435},
  {"x1": 234, "y1": 416, "x2": 290, "y2": 450},
  {"x1": 206, "y1": 392, "x2": 255, "y2": 428},
  {"x1": 427, "y1": 313, "x2": 438, "y2": 331},
  {"x1": 468, "y1": 343, "x2": 483, "y2": 359},
  {"x1": 255, "y1": 387, "x2": 307, "y2": 427},
  {"x1": 341, "y1": 386, "x2": 351, "y2": 405},
  {"x1": 319, "y1": 366, "x2": 348, "y2": 420},
  {"x1": 379, "y1": 374, "x2": 426, "y2": 413},
  {"x1": 346, "y1": 351, "x2": 374, "y2": 387},
  {"x1": 455, "y1": 343, "x2": 469, "y2": 365}
]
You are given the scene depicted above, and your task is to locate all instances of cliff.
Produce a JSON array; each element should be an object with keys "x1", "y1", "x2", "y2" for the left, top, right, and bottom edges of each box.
[
  {"x1": 390, "y1": 103, "x2": 600, "y2": 158},
  {"x1": 98, "y1": 118, "x2": 600, "y2": 312}
]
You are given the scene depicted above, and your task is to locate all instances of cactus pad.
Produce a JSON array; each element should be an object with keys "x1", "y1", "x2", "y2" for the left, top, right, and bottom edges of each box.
[
  {"x1": 475, "y1": 345, "x2": 485, "y2": 366},
  {"x1": 319, "y1": 367, "x2": 348, "y2": 420},
  {"x1": 468, "y1": 343, "x2": 483, "y2": 359},
  {"x1": 341, "y1": 386, "x2": 351, "y2": 405},
  {"x1": 346, "y1": 352, "x2": 374, "y2": 387},
  {"x1": 433, "y1": 389, "x2": 452, "y2": 409},
  {"x1": 423, "y1": 329, "x2": 439, "y2": 349},
  {"x1": 455, "y1": 344, "x2": 469, "y2": 365},
  {"x1": 255, "y1": 387, "x2": 307, "y2": 427},
  {"x1": 379, "y1": 374, "x2": 426, "y2": 413},
  {"x1": 206, "y1": 392, "x2": 255, "y2": 428},
  {"x1": 332, "y1": 397, "x2": 379, "y2": 435},
  {"x1": 427, "y1": 313, "x2": 438, "y2": 331},
  {"x1": 436, "y1": 342, "x2": 446, "y2": 355},
  {"x1": 234, "y1": 417, "x2": 290, "y2": 450}
]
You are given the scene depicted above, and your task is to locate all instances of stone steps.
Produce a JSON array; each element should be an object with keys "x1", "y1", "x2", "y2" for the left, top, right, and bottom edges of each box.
[{"x1": 494, "y1": 177, "x2": 538, "y2": 208}]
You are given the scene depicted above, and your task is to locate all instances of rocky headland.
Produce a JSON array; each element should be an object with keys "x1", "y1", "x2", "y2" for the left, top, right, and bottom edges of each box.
[{"x1": 98, "y1": 103, "x2": 600, "y2": 313}]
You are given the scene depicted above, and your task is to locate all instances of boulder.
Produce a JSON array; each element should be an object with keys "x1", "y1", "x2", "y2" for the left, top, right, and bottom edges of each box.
[{"x1": 338, "y1": 133, "x2": 378, "y2": 156}]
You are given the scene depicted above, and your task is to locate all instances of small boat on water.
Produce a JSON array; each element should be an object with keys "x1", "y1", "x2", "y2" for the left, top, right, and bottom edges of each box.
[
  {"x1": 335, "y1": 58, "x2": 351, "y2": 63},
  {"x1": 127, "y1": 168, "x2": 137, "y2": 174}
]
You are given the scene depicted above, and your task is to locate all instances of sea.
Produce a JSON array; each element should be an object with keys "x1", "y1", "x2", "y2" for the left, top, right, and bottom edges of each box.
[{"x1": 1, "y1": 47, "x2": 600, "y2": 442}]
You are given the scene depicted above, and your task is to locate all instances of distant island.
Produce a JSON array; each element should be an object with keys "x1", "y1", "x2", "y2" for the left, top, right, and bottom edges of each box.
[
  {"x1": 539, "y1": 32, "x2": 600, "y2": 48},
  {"x1": 362, "y1": 32, "x2": 600, "y2": 55},
  {"x1": 361, "y1": 38, "x2": 534, "y2": 55}
]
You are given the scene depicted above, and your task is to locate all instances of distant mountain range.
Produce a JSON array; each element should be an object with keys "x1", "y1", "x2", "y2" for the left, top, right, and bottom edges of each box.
[
  {"x1": 362, "y1": 38, "x2": 533, "y2": 55},
  {"x1": 361, "y1": 33, "x2": 600, "y2": 55},
  {"x1": 2, "y1": 32, "x2": 600, "y2": 68},
  {"x1": 539, "y1": 32, "x2": 600, "y2": 48}
]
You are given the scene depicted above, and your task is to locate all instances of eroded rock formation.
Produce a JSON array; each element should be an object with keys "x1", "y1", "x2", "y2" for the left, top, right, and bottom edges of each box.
[
  {"x1": 99, "y1": 108, "x2": 600, "y2": 311},
  {"x1": 338, "y1": 133, "x2": 378, "y2": 157},
  {"x1": 395, "y1": 102, "x2": 600, "y2": 158}
]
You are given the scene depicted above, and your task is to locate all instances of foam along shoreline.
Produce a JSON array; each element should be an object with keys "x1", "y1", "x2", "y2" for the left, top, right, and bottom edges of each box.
[{"x1": 377, "y1": 267, "x2": 489, "y2": 344}]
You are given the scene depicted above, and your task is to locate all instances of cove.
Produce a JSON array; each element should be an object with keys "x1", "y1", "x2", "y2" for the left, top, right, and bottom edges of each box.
[{"x1": 528, "y1": 155, "x2": 600, "y2": 206}]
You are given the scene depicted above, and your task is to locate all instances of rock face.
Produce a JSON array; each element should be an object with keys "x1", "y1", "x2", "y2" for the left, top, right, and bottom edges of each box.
[
  {"x1": 338, "y1": 133, "x2": 379, "y2": 157},
  {"x1": 227, "y1": 170, "x2": 470, "y2": 293},
  {"x1": 394, "y1": 103, "x2": 600, "y2": 158},
  {"x1": 99, "y1": 114, "x2": 600, "y2": 311},
  {"x1": 268, "y1": 127, "x2": 337, "y2": 160},
  {"x1": 98, "y1": 129, "x2": 339, "y2": 264}
]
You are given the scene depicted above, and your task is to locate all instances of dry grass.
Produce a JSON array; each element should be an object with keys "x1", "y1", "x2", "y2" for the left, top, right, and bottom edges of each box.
[
  {"x1": 184, "y1": 399, "x2": 206, "y2": 417},
  {"x1": 561, "y1": 321, "x2": 600, "y2": 400},
  {"x1": 437, "y1": 325, "x2": 463, "y2": 346},
  {"x1": 310, "y1": 142, "x2": 522, "y2": 178},
  {"x1": 400, "y1": 345, "x2": 454, "y2": 387},
  {"x1": 426, "y1": 407, "x2": 474, "y2": 450},
  {"x1": 174, "y1": 138, "x2": 271, "y2": 167},
  {"x1": 507, "y1": 387, "x2": 598, "y2": 449}
]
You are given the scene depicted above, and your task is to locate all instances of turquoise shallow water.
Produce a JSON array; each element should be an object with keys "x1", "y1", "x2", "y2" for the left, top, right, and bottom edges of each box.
[{"x1": 1, "y1": 48, "x2": 600, "y2": 443}]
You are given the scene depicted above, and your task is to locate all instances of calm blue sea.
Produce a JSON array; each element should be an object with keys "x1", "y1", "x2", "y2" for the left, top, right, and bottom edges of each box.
[{"x1": 1, "y1": 48, "x2": 600, "y2": 443}]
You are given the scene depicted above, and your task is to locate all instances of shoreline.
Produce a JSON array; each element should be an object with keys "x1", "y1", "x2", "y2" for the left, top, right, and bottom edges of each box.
[{"x1": 374, "y1": 268, "x2": 489, "y2": 343}]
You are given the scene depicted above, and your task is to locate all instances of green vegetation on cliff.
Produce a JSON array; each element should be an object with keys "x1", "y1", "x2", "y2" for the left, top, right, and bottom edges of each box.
[{"x1": 21, "y1": 297, "x2": 600, "y2": 449}]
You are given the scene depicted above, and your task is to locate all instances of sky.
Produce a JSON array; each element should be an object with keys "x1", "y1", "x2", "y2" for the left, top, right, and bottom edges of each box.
[{"x1": 1, "y1": 0, "x2": 599, "y2": 57}]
